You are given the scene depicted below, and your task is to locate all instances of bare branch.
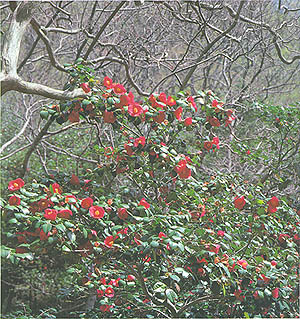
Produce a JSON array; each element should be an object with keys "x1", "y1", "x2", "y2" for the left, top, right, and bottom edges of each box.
[
  {"x1": 83, "y1": 1, "x2": 126, "y2": 60},
  {"x1": 1, "y1": 75, "x2": 87, "y2": 99},
  {"x1": 180, "y1": 0, "x2": 246, "y2": 90},
  {"x1": 30, "y1": 18, "x2": 66, "y2": 72}
]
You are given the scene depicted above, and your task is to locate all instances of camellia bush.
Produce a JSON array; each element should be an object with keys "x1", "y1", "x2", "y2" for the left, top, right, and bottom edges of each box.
[{"x1": 1, "y1": 61, "x2": 299, "y2": 318}]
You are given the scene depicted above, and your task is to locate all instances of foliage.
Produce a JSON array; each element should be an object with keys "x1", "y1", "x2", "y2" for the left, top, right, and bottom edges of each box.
[{"x1": 1, "y1": 63, "x2": 299, "y2": 318}]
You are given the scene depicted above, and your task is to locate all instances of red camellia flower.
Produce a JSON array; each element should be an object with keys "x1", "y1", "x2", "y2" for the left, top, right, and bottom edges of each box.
[
  {"x1": 109, "y1": 278, "x2": 121, "y2": 287},
  {"x1": 51, "y1": 183, "x2": 62, "y2": 194},
  {"x1": 124, "y1": 143, "x2": 134, "y2": 156},
  {"x1": 44, "y1": 209, "x2": 58, "y2": 221},
  {"x1": 127, "y1": 275, "x2": 136, "y2": 281},
  {"x1": 103, "y1": 76, "x2": 113, "y2": 89},
  {"x1": 139, "y1": 198, "x2": 150, "y2": 209},
  {"x1": 104, "y1": 235, "x2": 115, "y2": 248},
  {"x1": 271, "y1": 260, "x2": 277, "y2": 267},
  {"x1": 81, "y1": 197, "x2": 93, "y2": 209},
  {"x1": 57, "y1": 209, "x2": 73, "y2": 219},
  {"x1": 272, "y1": 288, "x2": 279, "y2": 299},
  {"x1": 217, "y1": 230, "x2": 225, "y2": 237},
  {"x1": 234, "y1": 289, "x2": 245, "y2": 301},
  {"x1": 212, "y1": 99, "x2": 218, "y2": 107},
  {"x1": 8, "y1": 178, "x2": 25, "y2": 191},
  {"x1": 208, "y1": 117, "x2": 221, "y2": 127},
  {"x1": 97, "y1": 289, "x2": 104, "y2": 298},
  {"x1": 203, "y1": 141, "x2": 213, "y2": 151},
  {"x1": 253, "y1": 291, "x2": 260, "y2": 300},
  {"x1": 70, "y1": 174, "x2": 80, "y2": 186},
  {"x1": 103, "y1": 110, "x2": 116, "y2": 123},
  {"x1": 105, "y1": 287, "x2": 115, "y2": 298},
  {"x1": 8, "y1": 195, "x2": 21, "y2": 206},
  {"x1": 226, "y1": 109, "x2": 234, "y2": 117},
  {"x1": 207, "y1": 244, "x2": 221, "y2": 254},
  {"x1": 38, "y1": 198, "x2": 50, "y2": 210},
  {"x1": 16, "y1": 247, "x2": 28, "y2": 254},
  {"x1": 234, "y1": 196, "x2": 246, "y2": 210},
  {"x1": 149, "y1": 94, "x2": 157, "y2": 105},
  {"x1": 174, "y1": 107, "x2": 183, "y2": 121},
  {"x1": 65, "y1": 195, "x2": 77, "y2": 205},
  {"x1": 158, "y1": 92, "x2": 167, "y2": 104},
  {"x1": 225, "y1": 115, "x2": 236, "y2": 127},
  {"x1": 268, "y1": 196, "x2": 279, "y2": 207},
  {"x1": 68, "y1": 111, "x2": 80, "y2": 123},
  {"x1": 184, "y1": 117, "x2": 193, "y2": 126},
  {"x1": 237, "y1": 259, "x2": 248, "y2": 269},
  {"x1": 39, "y1": 229, "x2": 50, "y2": 241},
  {"x1": 113, "y1": 83, "x2": 126, "y2": 95},
  {"x1": 175, "y1": 159, "x2": 191, "y2": 179},
  {"x1": 100, "y1": 305, "x2": 113, "y2": 312},
  {"x1": 117, "y1": 207, "x2": 128, "y2": 220},
  {"x1": 115, "y1": 95, "x2": 129, "y2": 108},
  {"x1": 134, "y1": 136, "x2": 146, "y2": 148},
  {"x1": 167, "y1": 96, "x2": 176, "y2": 106},
  {"x1": 153, "y1": 111, "x2": 166, "y2": 123},
  {"x1": 212, "y1": 137, "x2": 220, "y2": 149},
  {"x1": 89, "y1": 206, "x2": 105, "y2": 219},
  {"x1": 187, "y1": 96, "x2": 197, "y2": 111},
  {"x1": 80, "y1": 83, "x2": 91, "y2": 93},
  {"x1": 267, "y1": 196, "x2": 279, "y2": 213},
  {"x1": 158, "y1": 232, "x2": 166, "y2": 239},
  {"x1": 128, "y1": 102, "x2": 143, "y2": 117}
]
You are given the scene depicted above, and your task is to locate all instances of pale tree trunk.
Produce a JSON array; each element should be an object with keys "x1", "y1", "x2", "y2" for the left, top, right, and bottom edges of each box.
[{"x1": 0, "y1": 2, "x2": 86, "y2": 100}]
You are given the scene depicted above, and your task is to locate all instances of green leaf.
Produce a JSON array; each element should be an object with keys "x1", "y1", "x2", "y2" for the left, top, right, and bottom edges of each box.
[
  {"x1": 83, "y1": 228, "x2": 88, "y2": 238},
  {"x1": 182, "y1": 270, "x2": 190, "y2": 278},
  {"x1": 62, "y1": 245, "x2": 71, "y2": 252},
  {"x1": 150, "y1": 241, "x2": 159, "y2": 248},
  {"x1": 8, "y1": 218, "x2": 18, "y2": 224},
  {"x1": 1, "y1": 246, "x2": 11, "y2": 258},
  {"x1": 42, "y1": 222, "x2": 52, "y2": 233},
  {"x1": 264, "y1": 288, "x2": 272, "y2": 296},
  {"x1": 64, "y1": 221, "x2": 74, "y2": 228},
  {"x1": 20, "y1": 188, "x2": 38, "y2": 197},
  {"x1": 67, "y1": 267, "x2": 76, "y2": 274},
  {"x1": 68, "y1": 232, "x2": 76, "y2": 243},
  {"x1": 40, "y1": 110, "x2": 49, "y2": 120},
  {"x1": 170, "y1": 274, "x2": 180, "y2": 282},
  {"x1": 174, "y1": 267, "x2": 185, "y2": 274},
  {"x1": 15, "y1": 253, "x2": 34, "y2": 260},
  {"x1": 56, "y1": 224, "x2": 66, "y2": 233},
  {"x1": 165, "y1": 289, "x2": 177, "y2": 303},
  {"x1": 258, "y1": 291, "x2": 264, "y2": 298},
  {"x1": 178, "y1": 242, "x2": 184, "y2": 252}
]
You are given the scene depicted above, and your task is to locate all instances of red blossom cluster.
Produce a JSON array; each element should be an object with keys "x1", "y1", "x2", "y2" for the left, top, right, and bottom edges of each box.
[
  {"x1": 267, "y1": 196, "x2": 280, "y2": 213},
  {"x1": 175, "y1": 155, "x2": 192, "y2": 179},
  {"x1": 207, "y1": 99, "x2": 236, "y2": 128},
  {"x1": 203, "y1": 137, "x2": 220, "y2": 151}
]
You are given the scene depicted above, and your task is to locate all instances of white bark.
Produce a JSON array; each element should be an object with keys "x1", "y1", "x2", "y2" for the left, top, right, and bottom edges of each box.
[{"x1": 0, "y1": 2, "x2": 87, "y2": 100}]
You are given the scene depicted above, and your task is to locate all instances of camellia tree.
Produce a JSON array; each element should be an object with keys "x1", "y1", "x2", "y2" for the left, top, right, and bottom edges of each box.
[{"x1": 1, "y1": 61, "x2": 299, "y2": 318}]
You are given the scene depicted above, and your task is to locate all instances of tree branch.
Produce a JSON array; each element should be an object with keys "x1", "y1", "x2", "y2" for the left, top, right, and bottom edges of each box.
[
  {"x1": 21, "y1": 116, "x2": 55, "y2": 177},
  {"x1": 1, "y1": 2, "x2": 36, "y2": 77},
  {"x1": 180, "y1": 0, "x2": 246, "y2": 90},
  {"x1": 83, "y1": 1, "x2": 126, "y2": 60},
  {"x1": 1, "y1": 76, "x2": 87, "y2": 99}
]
